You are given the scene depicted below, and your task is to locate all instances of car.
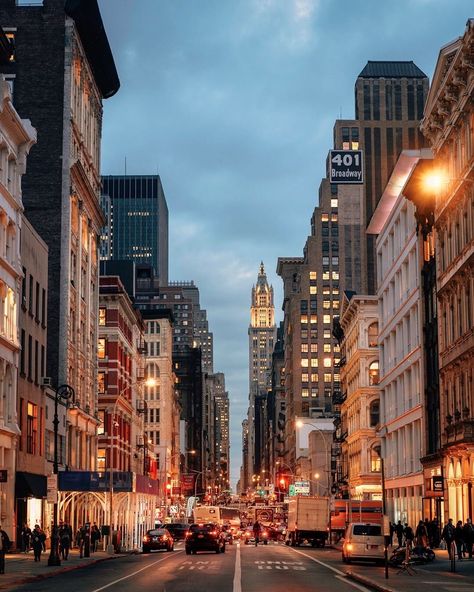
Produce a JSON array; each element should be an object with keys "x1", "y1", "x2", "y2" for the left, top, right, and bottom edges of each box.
[
  {"x1": 164, "y1": 523, "x2": 190, "y2": 541},
  {"x1": 142, "y1": 528, "x2": 174, "y2": 553},
  {"x1": 242, "y1": 526, "x2": 269, "y2": 545},
  {"x1": 342, "y1": 523, "x2": 385, "y2": 564},
  {"x1": 185, "y1": 523, "x2": 226, "y2": 554}
]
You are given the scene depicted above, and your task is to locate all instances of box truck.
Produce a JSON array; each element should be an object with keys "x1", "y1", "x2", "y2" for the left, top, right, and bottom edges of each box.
[{"x1": 286, "y1": 496, "x2": 329, "y2": 547}]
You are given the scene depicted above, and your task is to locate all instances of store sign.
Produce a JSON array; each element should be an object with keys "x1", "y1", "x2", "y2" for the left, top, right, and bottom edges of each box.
[
  {"x1": 432, "y1": 476, "x2": 444, "y2": 492},
  {"x1": 181, "y1": 474, "x2": 195, "y2": 494},
  {"x1": 294, "y1": 481, "x2": 310, "y2": 495},
  {"x1": 329, "y1": 150, "x2": 364, "y2": 184},
  {"x1": 47, "y1": 474, "x2": 58, "y2": 503}
]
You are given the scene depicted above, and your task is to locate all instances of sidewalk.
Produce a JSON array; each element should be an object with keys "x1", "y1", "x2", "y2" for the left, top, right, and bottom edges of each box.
[
  {"x1": 345, "y1": 549, "x2": 474, "y2": 592},
  {"x1": 0, "y1": 548, "x2": 127, "y2": 590}
]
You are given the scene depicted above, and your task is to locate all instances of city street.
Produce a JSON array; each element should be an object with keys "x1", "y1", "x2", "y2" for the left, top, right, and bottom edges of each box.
[{"x1": 5, "y1": 543, "x2": 374, "y2": 592}]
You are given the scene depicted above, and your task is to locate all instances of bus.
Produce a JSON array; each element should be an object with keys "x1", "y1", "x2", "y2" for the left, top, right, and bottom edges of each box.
[{"x1": 193, "y1": 506, "x2": 241, "y2": 528}]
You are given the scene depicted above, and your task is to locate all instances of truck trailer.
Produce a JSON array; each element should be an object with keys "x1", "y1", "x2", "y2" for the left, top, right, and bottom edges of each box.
[{"x1": 286, "y1": 496, "x2": 329, "y2": 547}]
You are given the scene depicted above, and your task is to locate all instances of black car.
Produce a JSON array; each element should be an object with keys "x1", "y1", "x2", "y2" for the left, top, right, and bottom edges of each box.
[
  {"x1": 185, "y1": 523, "x2": 226, "y2": 554},
  {"x1": 142, "y1": 528, "x2": 174, "y2": 553},
  {"x1": 164, "y1": 523, "x2": 190, "y2": 541}
]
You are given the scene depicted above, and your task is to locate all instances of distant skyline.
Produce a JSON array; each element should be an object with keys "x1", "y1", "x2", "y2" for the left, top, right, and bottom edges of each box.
[{"x1": 98, "y1": 0, "x2": 473, "y2": 487}]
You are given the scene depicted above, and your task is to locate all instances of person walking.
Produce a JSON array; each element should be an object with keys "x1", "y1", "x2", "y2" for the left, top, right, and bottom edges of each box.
[
  {"x1": 59, "y1": 523, "x2": 71, "y2": 560},
  {"x1": 253, "y1": 520, "x2": 261, "y2": 547},
  {"x1": 395, "y1": 520, "x2": 404, "y2": 548},
  {"x1": 454, "y1": 520, "x2": 464, "y2": 560},
  {"x1": 0, "y1": 526, "x2": 10, "y2": 574},
  {"x1": 20, "y1": 523, "x2": 31, "y2": 553},
  {"x1": 90, "y1": 523, "x2": 101, "y2": 552},
  {"x1": 31, "y1": 525, "x2": 45, "y2": 562},
  {"x1": 462, "y1": 518, "x2": 473, "y2": 559},
  {"x1": 442, "y1": 518, "x2": 456, "y2": 559},
  {"x1": 403, "y1": 523, "x2": 414, "y2": 550},
  {"x1": 415, "y1": 519, "x2": 428, "y2": 548}
]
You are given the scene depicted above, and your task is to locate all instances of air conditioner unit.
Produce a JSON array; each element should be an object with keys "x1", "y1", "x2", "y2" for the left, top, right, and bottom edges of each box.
[{"x1": 41, "y1": 377, "x2": 52, "y2": 387}]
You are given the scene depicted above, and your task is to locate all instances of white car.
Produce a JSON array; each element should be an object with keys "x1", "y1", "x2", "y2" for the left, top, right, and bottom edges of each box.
[{"x1": 342, "y1": 523, "x2": 385, "y2": 563}]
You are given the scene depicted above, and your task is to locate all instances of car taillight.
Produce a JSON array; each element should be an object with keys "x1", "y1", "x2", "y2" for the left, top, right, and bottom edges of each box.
[
  {"x1": 210, "y1": 531, "x2": 217, "y2": 536},
  {"x1": 186, "y1": 532, "x2": 192, "y2": 537},
  {"x1": 162, "y1": 535, "x2": 168, "y2": 541},
  {"x1": 143, "y1": 536, "x2": 149, "y2": 542}
]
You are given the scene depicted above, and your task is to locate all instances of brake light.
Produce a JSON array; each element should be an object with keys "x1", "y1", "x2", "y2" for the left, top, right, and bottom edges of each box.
[
  {"x1": 143, "y1": 536, "x2": 149, "y2": 542},
  {"x1": 185, "y1": 532, "x2": 192, "y2": 538},
  {"x1": 210, "y1": 531, "x2": 217, "y2": 536}
]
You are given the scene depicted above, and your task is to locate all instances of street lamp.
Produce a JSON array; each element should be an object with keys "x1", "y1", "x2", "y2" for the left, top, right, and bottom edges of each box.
[
  {"x1": 107, "y1": 376, "x2": 156, "y2": 554},
  {"x1": 48, "y1": 384, "x2": 75, "y2": 567}
]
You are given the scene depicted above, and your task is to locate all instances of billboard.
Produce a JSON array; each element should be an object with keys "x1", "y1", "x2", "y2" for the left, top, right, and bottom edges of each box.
[{"x1": 329, "y1": 150, "x2": 363, "y2": 184}]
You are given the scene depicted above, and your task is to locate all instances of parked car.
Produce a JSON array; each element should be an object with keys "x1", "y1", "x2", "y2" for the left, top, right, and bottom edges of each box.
[
  {"x1": 164, "y1": 523, "x2": 190, "y2": 541},
  {"x1": 342, "y1": 523, "x2": 385, "y2": 564},
  {"x1": 185, "y1": 523, "x2": 226, "y2": 554},
  {"x1": 142, "y1": 528, "x2": 174, "y2": 553}
]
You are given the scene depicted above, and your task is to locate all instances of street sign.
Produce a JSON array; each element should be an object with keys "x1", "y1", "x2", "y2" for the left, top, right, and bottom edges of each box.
[
  {"x1": 329, "y1": 150, "x2": 363, "y2": 184},
  {"x1": 294, "y1": 481, "x2": 310, "y2": 495},
  {"x1": 288, "y1": 484, "x2": 295, "y2": 497},
  {"x1": 47, "y1": 474, "x2": 58, "y2": 503}
]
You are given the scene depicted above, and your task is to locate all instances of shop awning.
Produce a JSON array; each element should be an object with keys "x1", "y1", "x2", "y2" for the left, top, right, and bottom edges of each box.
[{"x1": 15, "y1": 472, "x2": 47, "y2": 499}]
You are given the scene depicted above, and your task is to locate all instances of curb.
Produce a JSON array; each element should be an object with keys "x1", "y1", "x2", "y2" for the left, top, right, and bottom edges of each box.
[
  {"x1": 0, "y1": 554, "x2": 121, "y2": 590},
  {"x1": 346, "y1": 571, "x2": 400, "y2": 592}
]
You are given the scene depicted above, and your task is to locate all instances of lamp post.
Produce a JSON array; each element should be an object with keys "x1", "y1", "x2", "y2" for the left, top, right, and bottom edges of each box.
[
  {"x1": 48, "y1": 384, "x2": 75, "y2": 567},
  {"x1": 107, "y1": 377, "x2": 155, "y2": 554},
  {"x1": 296, "y1": 420, "x2": 332, "y2": 542}
]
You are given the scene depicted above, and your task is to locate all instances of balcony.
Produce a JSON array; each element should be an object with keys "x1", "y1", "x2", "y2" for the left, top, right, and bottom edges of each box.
[{"x1": 444, "y1": 417, "x2": 474, "y2": 446}]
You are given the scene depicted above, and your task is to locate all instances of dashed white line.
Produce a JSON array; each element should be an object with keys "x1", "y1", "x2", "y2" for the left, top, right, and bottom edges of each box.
[
  {"x1": 89, "y1": 551, "x2": 182, "y2": 592},
  {"x1": 233, "y1": 542, "x2": 242, "y2": 592}
]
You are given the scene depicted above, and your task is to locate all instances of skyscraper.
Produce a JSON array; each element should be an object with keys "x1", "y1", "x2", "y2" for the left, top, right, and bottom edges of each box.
[
  {"x1": 245, "y1": 262, "x2": 276, "y2": 489},
  {"x1": 101, "y1": 175, "x2": 169, "y2": 284}
]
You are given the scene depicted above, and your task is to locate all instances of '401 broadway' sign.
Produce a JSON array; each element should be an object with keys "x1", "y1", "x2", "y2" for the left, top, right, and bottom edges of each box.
[{"x1": 329, "y1": 150, "x2": 364, "y2": 184}]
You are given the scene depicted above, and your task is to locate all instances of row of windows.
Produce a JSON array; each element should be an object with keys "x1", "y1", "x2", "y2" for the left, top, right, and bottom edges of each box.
[
  {"x1": 20, "y1": 330, "x2": 45, "y2": 384},
  {"x1": 18, "y1": 400, "x2": 41, "y2": 456},
  {"x1": 21, "y1": 268, "x2": 46, "y2": 327}
]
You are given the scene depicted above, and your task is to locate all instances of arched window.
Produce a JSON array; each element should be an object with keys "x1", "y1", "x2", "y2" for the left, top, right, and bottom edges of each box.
[
  {"x1": 369, "y1": 361, "x2": 379, "y2": 385},
  {"x1": 369, "y1": 400, "x2": 380, "y2": 427},
  {"x1": 370, "y1": 447, "x2": 381, "y2": 472},
  {"x1": 368, "y1": 322, "x2": 378, "y2": 347}
]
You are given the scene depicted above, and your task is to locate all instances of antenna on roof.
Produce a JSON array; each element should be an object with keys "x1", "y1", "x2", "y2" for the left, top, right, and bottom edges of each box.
[{"x1": 124, "y1": 156, "x2": 127, "y2": 176}]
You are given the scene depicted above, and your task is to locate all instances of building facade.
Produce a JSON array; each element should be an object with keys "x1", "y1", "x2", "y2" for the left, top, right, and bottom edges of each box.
[
  {"x1": 0, "y1": 77, "x2": 36, "y2": 540},
  {"x1": 420, "y1": 19, "x2": 474, "y2": 522},
  {"x1": 101, "y1": 176, "x2": 169, "y2": 284},
  {"x1": 0, "y1": 0, "x2": 120, "y2": 479},
  {"x1": 338, "y1": 294, "x2": 381, "y2": 501}
]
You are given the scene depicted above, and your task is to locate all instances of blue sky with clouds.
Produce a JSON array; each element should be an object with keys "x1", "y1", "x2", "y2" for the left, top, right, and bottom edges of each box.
[{"x1": 98, "y1": 0, "x2": 473, "y2": 487}]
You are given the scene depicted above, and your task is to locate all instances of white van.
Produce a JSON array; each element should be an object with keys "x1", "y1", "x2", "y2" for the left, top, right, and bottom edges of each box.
[{"x1": 342, "y1": 522, "x2": 385, "y2": 563}]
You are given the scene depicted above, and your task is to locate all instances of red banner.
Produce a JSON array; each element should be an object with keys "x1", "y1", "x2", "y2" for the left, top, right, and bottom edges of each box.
[{"x1": 181, "y1": 474, "x2": 195, "y2": 493}]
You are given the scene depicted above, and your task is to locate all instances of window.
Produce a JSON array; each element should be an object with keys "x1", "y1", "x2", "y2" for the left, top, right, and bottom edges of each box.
[
  {"x1": 369, "y1": 400, "x2": 380, "y2": 427},
  {"x1": 310, "y1": 343, "x2": 318, "y2": 353},
  {"x1": 300, "y1": 314, "x2": 308, "y2": 324},
  {"x1": 301, "y1": 343, "x2": 308, "y2": 353},
  {"x1": 323, "y1": 357, "x2": 332, "y2": 368},
  {"x1": 310, "y1": 358, "x2": 318, "y2": 368},
  {"x1": 98, "y1": 372, "x2": 106, "y2": 394},
  {"x1": 369, "y1": 361, "x2": 379, "y2": 385},
  {"x1": 331, "y1": 198, "x2": 338, "y2": 208},
  {"x1": 310, "y1": 315, "x2": 317, "y2": 324},
  {"x1": 28, "y1": 335, "x2": 32, "y2": 379},
  {"x1": 99, "y1": 308, "x2": 106, "y2": 326},
  {"x1": 311, "y1": 388, "x2": 318, "y2": 397},
  {"x1": 323, "y1": 344, "x2": 331, "y2": 353},
  {"x1": 302, "y1": 388, "x2": 309, "y2": 398},
  {"x1": 20, "y1": 329, "x2": 25, "y2": 375},
  {"x1": 321, "y1": 213, "x2": 329, "y2": 222},
  {"x1": 324, "y1": 373, "x2": 332, "y2": 383},
  {"x1": 27, "y1": 402, "x2": 38, "y2": 454},
  {"x1": 323, "y1": 300, "x2": 331, "y2": 309},
  {"x1": 98, "y1": 338, "x2": 106, "y2": 359},
  {"x1": 370, "y1": 448, "x2": 381, "y2": 472},
  {"x1": 301, "y1": 359, "x2": 309, "y2": 368},
  {"x1": 310, "y1": 286, "x2": 317, "y2": 295},
  {"x1": 368, "y1": 322, "x2": 378, "y2": 347},
  {"x1": 311, "y1": 373, "x2": 318, "y2": 382},
  {"x1": 41, "y1": 288, "x2": 46, "y2": 326},
  {"x1": 28, "y1": 274, "x2": 33, "y2": 315},
  {"x1": 309, "y1": 271, "x2": 317, "y2": 280},
  {"x1": 324, "y1": 329, "x2": 331, "y2": 339},
  {"x1": 97, "y1": 410, "x2": 105, "y2": 435},
  {"x1": 35, "y1": 282, "x2": 40, "y2": 321},
  {"x1": 97, "y1": 448, "x2": 106, "y2": 471},
  {"x1": 323, "y1": 315, "x2": 331, "y2": 324},
  {"x1": 302, "y1": 373, "x2": 309, "y2": 383}
]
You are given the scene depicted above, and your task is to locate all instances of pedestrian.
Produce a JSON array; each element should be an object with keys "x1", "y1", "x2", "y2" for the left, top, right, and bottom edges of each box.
[
  {"x1": 20, "y1": 523, "x2": 31, "y2": 553},
  {"x1": 403, "y1": 523, "x2": 414, "y2": 550},
  {"x1": 415, "y1": 519, "x2": 428, "y2": 548},
  {"x1": 395, "y1": 520, "x2": 403, "y2": 548},
  {"x1": 462, "y1": 518, "x2": 473, "y2": 559},
  {"x1": 59, "y1": 523, "x2": 71, "y2": 560},
  {"x1": 253, "y1": 520, "x2": 261, "y2": 547},
  {"x1": 442, "y1": 518, "x2": 456, "y2": 559},
  {"x1": 90, "y1": 523, "x2": 101, "y2": 552},
  {"x1": 0, "y1": 525, "x2": 10, "y2": 574},
  {"x1": 389, "y1": 522, "x2": 395, "y2": 546},
  {"x1": 454, "y1": 520, "x2": 464, "y2": 560},
  {"x1": 31, "y1": 525, "x2": 45, "y2": 562}
]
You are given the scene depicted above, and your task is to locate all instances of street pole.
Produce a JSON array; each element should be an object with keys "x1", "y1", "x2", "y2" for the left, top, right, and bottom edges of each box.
[{"x1": 48, "y1": 385, "x2": 75, "y2": 567}]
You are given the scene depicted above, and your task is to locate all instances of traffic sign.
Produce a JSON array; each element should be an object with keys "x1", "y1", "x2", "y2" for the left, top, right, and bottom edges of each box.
[{"x1": 329, "y1": 150, "x2": 363, "y2": 184}]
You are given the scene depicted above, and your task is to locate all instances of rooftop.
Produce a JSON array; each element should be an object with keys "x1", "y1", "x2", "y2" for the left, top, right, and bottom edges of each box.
[{"x1": 358, "y1": 61, "x2": 427, "y2": 79}]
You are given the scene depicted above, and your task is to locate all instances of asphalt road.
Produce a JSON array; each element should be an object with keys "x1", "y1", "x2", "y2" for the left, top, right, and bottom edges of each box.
[{"x1": 7, "y1": 542, "x2": 376, "y2": 592}]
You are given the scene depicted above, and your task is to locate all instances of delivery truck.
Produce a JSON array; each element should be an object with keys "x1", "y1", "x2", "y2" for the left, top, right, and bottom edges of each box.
[{"x1": 286, "y1": 496, "x2": 329, "y2": 547}]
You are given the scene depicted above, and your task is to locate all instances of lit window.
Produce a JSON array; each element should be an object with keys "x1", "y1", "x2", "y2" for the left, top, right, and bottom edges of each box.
[
  {"x1": 369, "y1": 361, "x2": 379, "y2": 385},
  {"x1": 311, "y1": 388, "x2": 318, "y2": 397},
  {"x1": 310, "y1": 315, "x2": 317, "y2": 324},
  {"x1": 333, "y1": 300, "x2": 340, "y2": 309},
  {"x1": 300, "y1": 314, "x2": 308, "y2": 324},
  {"x1": 324, "y1": 373, "x2": 332, "y2": 383},
  {"x1": 323, "y1": 300, "x2": 331, "y2": 309},
  {"x1": 98, "y1": 338, "x2": 106, "y2": 359},
  {"x1": 368, "y1": 322, "x2": 378, "y2": 347},
  {"x1": 98, "y1": 372, "x2": 106, "y2": 394},
  {"x1": 324, "y1": 344, "x2": 331, "y2": 353},
  {"x1": 332, "y1": 271, "x2": 339, "y2": 280},
  {"x1": 321, "y1": 213, "x2": 329, "y2": 222},
  {"x1": 99, "y1": 308, "x2": 106, "y2": 326},
  {"x1": 26, "y1": 402, "x2": 38, "y2": 454},
  {"x1": 301, "y1": 343, "x2": 308, "y2": 352},
  {"x1": 301, "y1": 359, "x2": 309, "y2": 368},
  {"x1": 323, "y1": 315, "x2": 331, "y2": 324},
  {"x1": 310, "y1": 343, "x2": 318, "y2": 353},
  {"x1": 334, "y1": 373, "x2": 341, "y2": 382},
  {"x1": 311, "y1": 373, "x2": 318, "y2": 382},
  {"x1": 310, "y1": 358, "x2": 318, "y2": 368},
  {"x1": 97, "y1": 448, "x2": 106, "y2": 472},
  {"x1": 323, "y1": 271, "x2": 330, "y2": 280},
  {"x1": 97, "y1": 410, "x2": 105, "y2": 435},
  {"x1": 302, "y1": 388, "x2": 309, "y2": 398},
  {"x1": 331, "y1": 198, "x2": 338, "y2": 208},
  {"x1": 370, "y1": 447, "x2": 381, "y2": 472},
  {"x1": 309, "y1": 271, "x2": 317, "y2": 280},
  {"x1": 324, "y1": 330, "x2": 331, "y2": 338},
  {"x1": 302, "y1": 373, "x2": 309, "y2": 382},
  {"x1": 323, "y1": 357, "x2": 332, "y2": 368},
  {"x1": 310, "y1": 286, "x2": 317, "y2": 295},
  {"x1": 331, "y1": 213, "x2": 338, "y2": 222}
]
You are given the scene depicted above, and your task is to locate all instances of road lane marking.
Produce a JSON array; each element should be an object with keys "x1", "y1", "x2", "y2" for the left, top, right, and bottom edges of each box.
[
  {"x1": 288, "y1": 548, "x2": 345, "y2": 575},
  {"x1": 89, "y1": 551, "x2": 182, "y2": 592},
  {"x1": 233, "y1": 542, "x2": 241, "y2": 592},
  {"x1": 335, "y1": 575, "x2": 372, "y2": 592}
]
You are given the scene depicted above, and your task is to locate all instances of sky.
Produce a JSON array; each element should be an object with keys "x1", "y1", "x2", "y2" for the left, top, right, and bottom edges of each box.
[{"x1": 98, "y1": 0, "x2": 473, "y2": 488}]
